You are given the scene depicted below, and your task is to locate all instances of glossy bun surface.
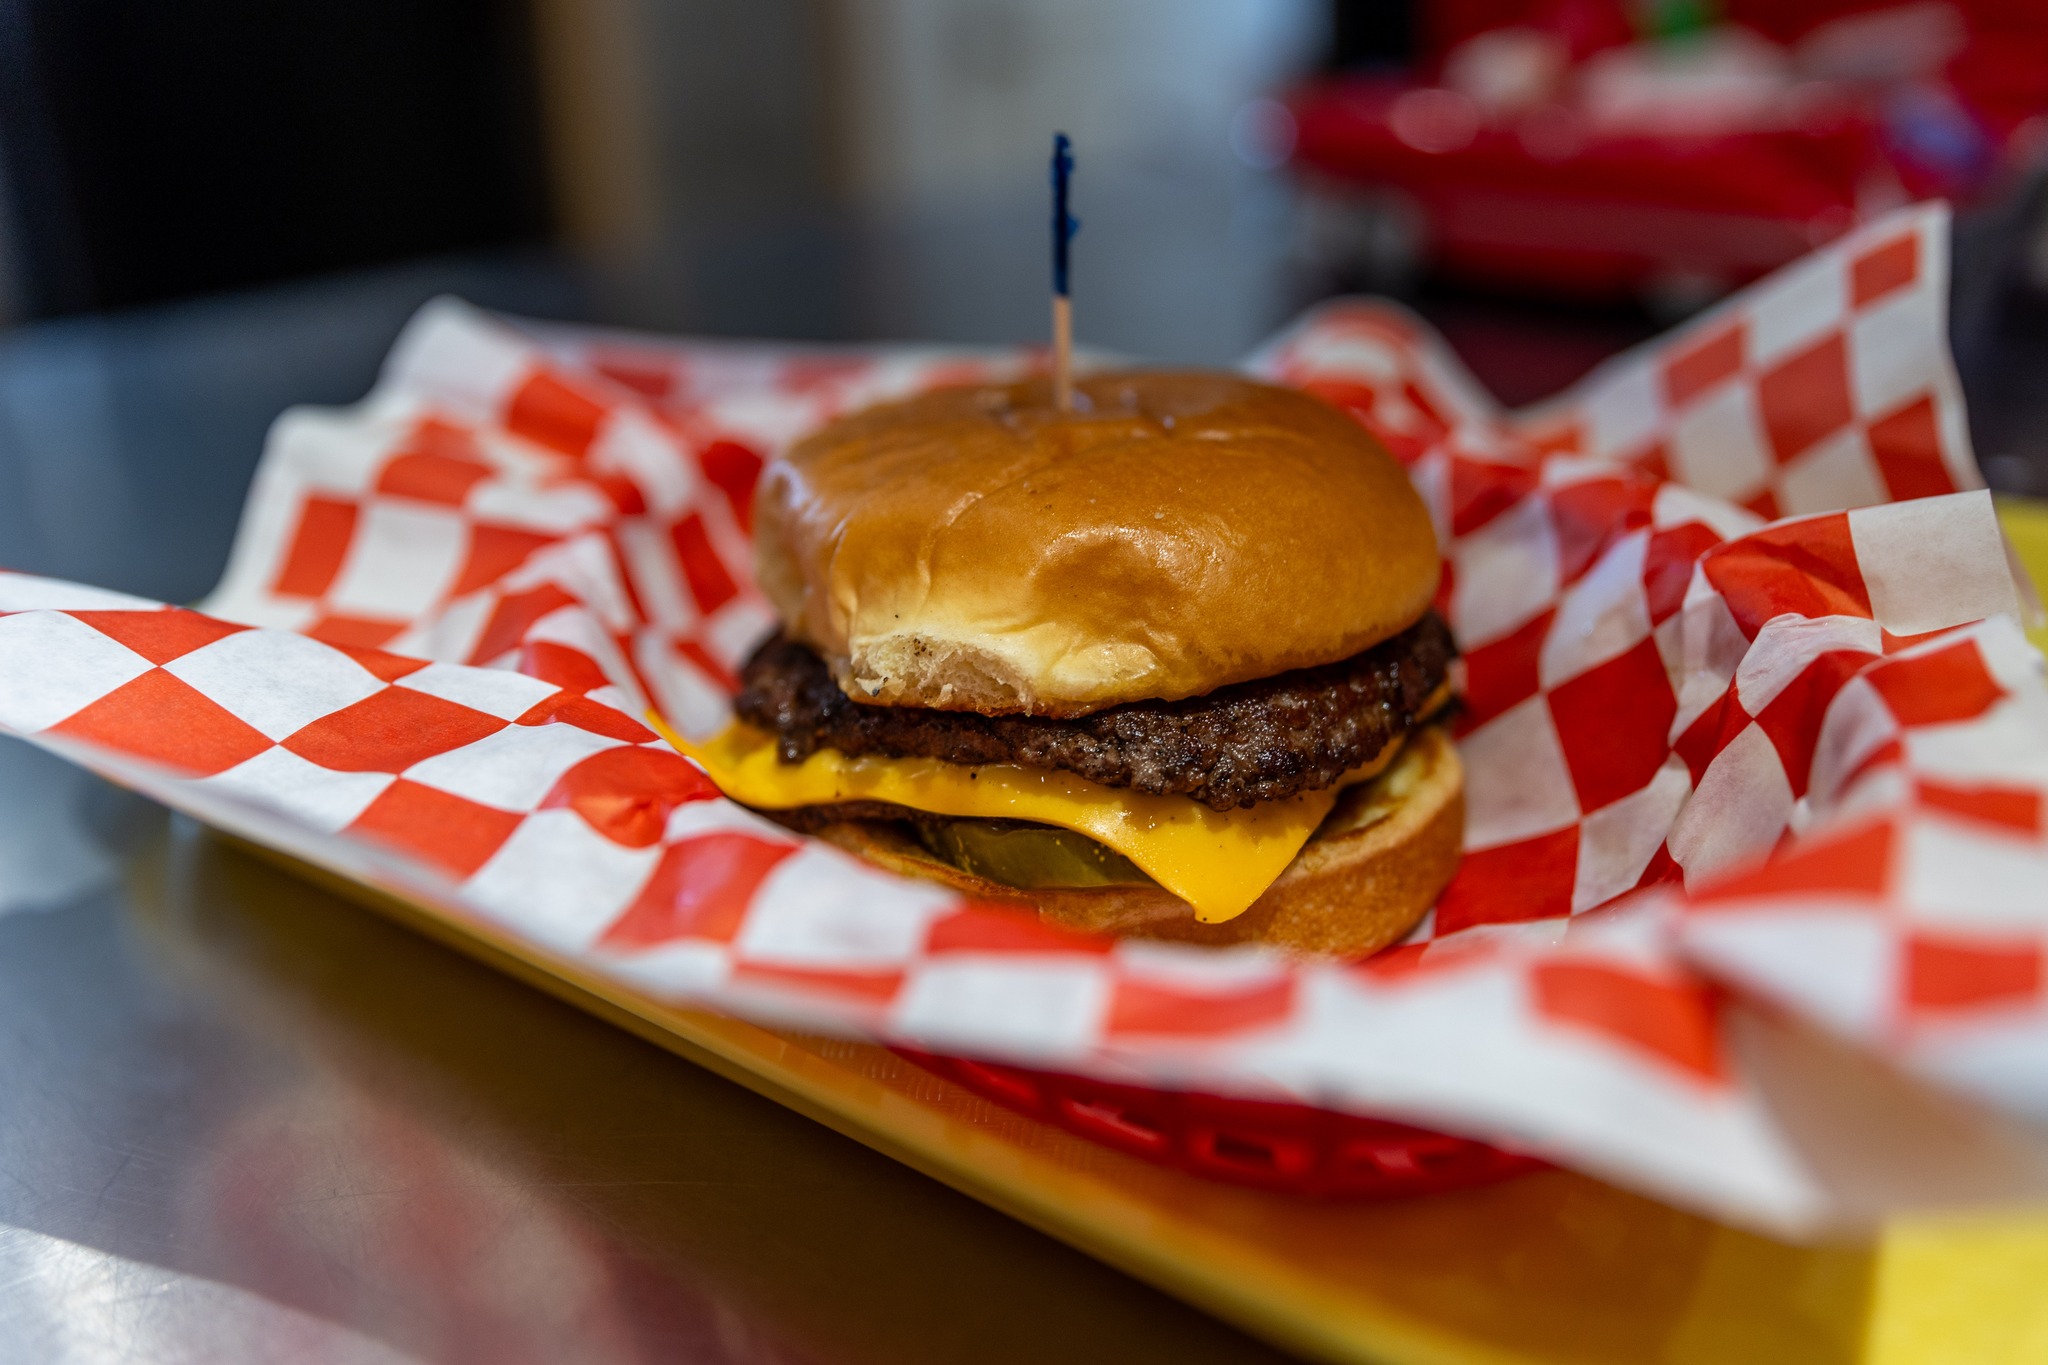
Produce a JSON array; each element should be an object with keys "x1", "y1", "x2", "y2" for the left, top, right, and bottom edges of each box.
[{"x1": 755, "y1": 370, "x2": 1439, "y2": 715}]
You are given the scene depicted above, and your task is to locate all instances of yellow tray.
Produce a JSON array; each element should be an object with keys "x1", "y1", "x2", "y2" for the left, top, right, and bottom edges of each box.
[{"x1": 238, "y1": 497, "x2": 2048, "y2": 1365}]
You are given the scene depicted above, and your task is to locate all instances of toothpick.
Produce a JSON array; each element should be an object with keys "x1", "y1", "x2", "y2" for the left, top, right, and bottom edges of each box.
[
  {"x1": 1050, "y1": 133, "x2": 1077, "y2": 412},
  {"x1": 1052, "y1": 294, "x2": 1073, "y2": 412}
]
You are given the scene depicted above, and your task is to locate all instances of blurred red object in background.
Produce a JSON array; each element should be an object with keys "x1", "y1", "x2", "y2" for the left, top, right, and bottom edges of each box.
[{"x1": 1290, "y1": 0, "x2": 2048, "y2": 305}]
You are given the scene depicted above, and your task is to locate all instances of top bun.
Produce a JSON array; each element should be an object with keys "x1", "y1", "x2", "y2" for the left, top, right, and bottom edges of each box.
[{"x1": 754, "y1": 371, "x2": 1439, "y2": 716}]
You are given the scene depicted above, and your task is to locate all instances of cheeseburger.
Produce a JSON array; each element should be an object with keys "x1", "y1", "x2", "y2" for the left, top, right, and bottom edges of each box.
[{"x1": 674, "y1": 371, "x2": 1462, "y2": 957}]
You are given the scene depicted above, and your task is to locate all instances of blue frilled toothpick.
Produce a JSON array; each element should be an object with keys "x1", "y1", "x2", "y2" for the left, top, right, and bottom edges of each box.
[{"x1": 1051, "y1": 133, "x2": 1078, "y2": 411}]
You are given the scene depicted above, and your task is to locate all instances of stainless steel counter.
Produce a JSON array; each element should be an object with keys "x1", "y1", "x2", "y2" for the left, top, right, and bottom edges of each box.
[{"x1": 0, "y1": 744, "x2": 1304, "y2": 1364}]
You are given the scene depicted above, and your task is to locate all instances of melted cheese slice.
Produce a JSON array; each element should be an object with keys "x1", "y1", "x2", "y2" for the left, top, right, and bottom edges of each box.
[{"x1": 653, "y1": 717, "x2": 1395, "y2": 924}]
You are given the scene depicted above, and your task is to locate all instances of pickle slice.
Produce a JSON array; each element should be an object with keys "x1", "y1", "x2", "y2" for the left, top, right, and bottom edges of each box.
[
  {"x1": 909, "y1": 736, "x2": 1434, "y2": 892},
  {"x1": 915, "y1": 819, "x2": 1156, "y2": 888}
]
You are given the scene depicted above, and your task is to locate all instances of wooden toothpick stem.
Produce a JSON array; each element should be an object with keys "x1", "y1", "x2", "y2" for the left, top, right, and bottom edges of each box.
[{"x1": 1053, "y1": 294, "x2": 1073, "y2": 412}]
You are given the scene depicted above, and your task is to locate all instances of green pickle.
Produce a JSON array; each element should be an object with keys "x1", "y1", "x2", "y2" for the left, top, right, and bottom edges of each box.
[
  {"x1": 916, "y1": 819, "x2": 1155, "y2": 888},
  {"x1": 912, "y1": 745, "x2": 1423, "y2": 890}
]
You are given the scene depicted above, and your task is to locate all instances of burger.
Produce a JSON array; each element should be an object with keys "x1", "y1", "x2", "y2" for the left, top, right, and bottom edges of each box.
[{"x1": 670, "y1": 371, "x2": 1463, "y2": 957}]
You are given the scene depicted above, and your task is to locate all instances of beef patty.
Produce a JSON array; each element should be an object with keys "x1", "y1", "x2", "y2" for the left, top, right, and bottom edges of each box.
[{"x1": 734, "y1": 613, "x2": 1455, "y2": 811}]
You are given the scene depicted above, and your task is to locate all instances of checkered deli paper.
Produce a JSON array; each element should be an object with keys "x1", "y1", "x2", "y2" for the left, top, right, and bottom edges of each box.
[{"x1": 5, "y1": 203, "x2": 2047, "y2": 1235}]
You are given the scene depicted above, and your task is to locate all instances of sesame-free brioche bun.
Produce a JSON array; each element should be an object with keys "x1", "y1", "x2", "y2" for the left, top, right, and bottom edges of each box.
[
  {"x1": 807, "y1": 725, "x2": 1464, "y2": 957},
  {"x1": 755, "y1": 371, "x2": 1439, "y2": 717}
]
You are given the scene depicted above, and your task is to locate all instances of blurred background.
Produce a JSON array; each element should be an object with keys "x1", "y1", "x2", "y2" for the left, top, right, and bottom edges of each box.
[{"x1": 4, "y1": 0, "x2": 2048, "y2": 603}]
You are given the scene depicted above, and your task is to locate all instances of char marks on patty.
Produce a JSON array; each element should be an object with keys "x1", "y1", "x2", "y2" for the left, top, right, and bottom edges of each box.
[{"x1": 735, "y1": 613, "x2": 1455, "y2": 811}]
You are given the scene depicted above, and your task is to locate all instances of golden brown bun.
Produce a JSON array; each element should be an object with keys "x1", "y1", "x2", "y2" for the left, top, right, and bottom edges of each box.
[
  {"x1": 807, "y1": 726, "x2": 1464, "y2": 958},
  {"x1": 756, "y1": 371, "x2": 1439, "y2": 717}
]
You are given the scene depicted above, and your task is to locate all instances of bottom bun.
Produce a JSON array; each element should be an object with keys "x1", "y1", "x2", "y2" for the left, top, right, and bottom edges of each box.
[{"x1": 807, "y1": 724, "x2": 1465, "y2": 958}]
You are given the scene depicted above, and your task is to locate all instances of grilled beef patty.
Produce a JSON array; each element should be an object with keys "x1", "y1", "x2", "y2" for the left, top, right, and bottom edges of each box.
[{"x1": 734, "y1": 613, "x2": 1454, "y2": 811}]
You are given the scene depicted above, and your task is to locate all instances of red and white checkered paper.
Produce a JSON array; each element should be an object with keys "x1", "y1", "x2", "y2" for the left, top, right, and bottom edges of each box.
[{"x1": 5, "y1": 203, "x2": 2046, "y2": 1234}]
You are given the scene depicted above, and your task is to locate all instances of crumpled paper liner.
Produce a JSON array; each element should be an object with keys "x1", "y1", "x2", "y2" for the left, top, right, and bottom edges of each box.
[{"x1": 4, "y1": 202, "x2": 2047, "y2": 1236}]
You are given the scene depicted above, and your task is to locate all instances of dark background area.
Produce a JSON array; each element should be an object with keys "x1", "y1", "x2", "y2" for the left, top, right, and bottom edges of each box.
[
  {"x1": 0, "y1": 0, "x2": 550, "y2": 317},
  {"x1": 0, "y1": 1, "x2": 1422, "y2": 331},
  {"x1": 0, "y1": 0, "x2": 548, "y2": 317}
]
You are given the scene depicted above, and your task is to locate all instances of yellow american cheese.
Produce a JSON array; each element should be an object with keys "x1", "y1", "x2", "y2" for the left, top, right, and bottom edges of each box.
[{"x1": 653, "y1": 717, "x2": 1392, "y2": 924}]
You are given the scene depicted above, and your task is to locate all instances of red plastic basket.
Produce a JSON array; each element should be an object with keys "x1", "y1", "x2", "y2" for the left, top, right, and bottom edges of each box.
[{"x1": 899, "y1": 1049, "x2": 1544, "y2": 1200}]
